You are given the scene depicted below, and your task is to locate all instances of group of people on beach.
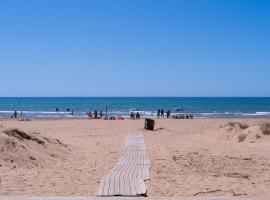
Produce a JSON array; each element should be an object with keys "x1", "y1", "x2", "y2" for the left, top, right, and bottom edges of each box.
[
  {"x1": 9, "y1": 108, "x2": 191, "y2": 120},
  {"x1": 157, "y1": 109, "x2": 171, "y2": 119},
  {"x1": 86, "y1": 110, "x2": 103, "y2": 119},
  {"x1": 130, "y1": 112, "x2": 141, "y2": 119},
  {"x1": 11, "y1": 111, "x2": 25, "y2": 119},
  {"x1": 86, "y1": 110, "x2": 126, "y2": 120},
  {"x1": 10, "y1": 111, "x2": 21, "y2": 119},
  {"x1": 86, "y1": 110, "x2": 173, "y2": 120},
  {"x1": 173, "y1": 114, "x2": 193, "y2": 119}
]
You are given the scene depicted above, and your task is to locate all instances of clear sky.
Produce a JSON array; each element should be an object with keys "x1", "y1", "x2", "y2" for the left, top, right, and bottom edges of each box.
[{"x1": 0, "y1": 0, "x2": 269, "y2": 97}]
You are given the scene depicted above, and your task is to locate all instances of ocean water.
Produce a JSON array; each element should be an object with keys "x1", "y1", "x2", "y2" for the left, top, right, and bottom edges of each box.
[{"x1": 0, "y1": 97, "x2": 270, "y2": 119}]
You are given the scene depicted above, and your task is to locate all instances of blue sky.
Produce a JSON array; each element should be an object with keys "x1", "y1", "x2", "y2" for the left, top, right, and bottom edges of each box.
[{"x1": 0, "y1": 0, "x2": 269, "y2": 97}]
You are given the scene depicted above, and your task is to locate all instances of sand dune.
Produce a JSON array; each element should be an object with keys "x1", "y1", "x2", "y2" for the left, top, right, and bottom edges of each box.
[{"x1": 0, "y1": 128, "x2": 69, "y2": 169}]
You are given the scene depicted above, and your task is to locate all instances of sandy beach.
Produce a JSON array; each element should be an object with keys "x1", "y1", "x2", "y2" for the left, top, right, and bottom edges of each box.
[{"x1": 0, "y1": 118, "x2": 270, "y2": 199}]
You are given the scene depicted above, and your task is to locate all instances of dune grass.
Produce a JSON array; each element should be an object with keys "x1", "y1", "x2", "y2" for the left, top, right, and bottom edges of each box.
[
  {"x1": 261, "y1": 122, "x2": 270, "y2": 135},
  {"x1": 238, "y1": 133, "x2": 247, "y2": 142},
  {"x1": 226, "y1": 122, "x2": 249, "y2": 130}
]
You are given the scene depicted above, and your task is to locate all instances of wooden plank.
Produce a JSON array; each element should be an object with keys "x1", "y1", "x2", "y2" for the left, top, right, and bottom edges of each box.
[
  {"x1": 0, "y1": 197, "x2": 255, "y2": 200},
  {"x1": 97, "y1": 133, "x2": 150, "y2": 197},
  {"x1": 120, "y1": 147, "x2": 132, "y2": 196},
  {"x1": 99, "y1": 170, "x2": 113, "y2": 196},
  {"x1": 137, "y1": 178, "x2": 147, "y2": 196}
]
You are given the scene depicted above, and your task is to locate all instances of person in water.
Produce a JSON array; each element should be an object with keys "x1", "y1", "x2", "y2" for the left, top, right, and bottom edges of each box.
[
  {"x1": 67, "y1": 108, "x2": 70, "y2": 112},
  {"x1": 71, "y1": 109, "x2": 74, "y2": 115},
  {"x1": 94, "y1": 110, "x2": 98, "y2": 118},
  {"x1": 56, "y1": 108, "x2": 59, "y2": 112}
]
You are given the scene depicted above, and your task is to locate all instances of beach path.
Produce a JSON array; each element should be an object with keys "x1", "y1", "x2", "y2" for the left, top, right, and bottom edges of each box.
[
  {"x1": 97, "y1": 134, "x2": 150, "y2": 197},
  {"x1": 0, "y1": 197, "x2": 254, "y2": 200}
]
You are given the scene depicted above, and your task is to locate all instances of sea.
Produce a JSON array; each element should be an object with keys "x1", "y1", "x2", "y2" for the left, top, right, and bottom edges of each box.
[{"x1": 0, "y1": 97, "x2": 270, "y2": 119}]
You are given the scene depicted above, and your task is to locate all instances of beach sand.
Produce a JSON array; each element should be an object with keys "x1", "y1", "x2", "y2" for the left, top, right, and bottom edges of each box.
[{"x1": 0, "y1": 118, "x2": 270, "y2": 199}]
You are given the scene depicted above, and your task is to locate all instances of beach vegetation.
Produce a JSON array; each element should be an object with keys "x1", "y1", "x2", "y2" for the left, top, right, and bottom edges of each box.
[
  {"x1": 260, "y1": 122, "x2": 270, "y2": 135},
  {"x1": 255, "y1": 134, "x2": 261, "y2": 139},
  {"x1": 226, "y1": 122, "x2": 249, "y2": 130},
  {"x1": 4, "y1": 128, "x2": 32, "y2": 140},
  {"x1": 238, "y1": 133, "x2": 247, "y2": 142},
  {"x1": 172, "y1": 155, "x2": 177, "y2": 162},
  {"x1": 4, "y1": 128, "x2": 44, "y2": 144}
]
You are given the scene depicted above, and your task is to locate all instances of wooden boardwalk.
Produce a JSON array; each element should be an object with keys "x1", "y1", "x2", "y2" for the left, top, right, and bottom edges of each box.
[
  {"x1": 97, "y1": 134, "x2": 150, "y2": 197},
  {"x1": 0, "y1": 197, "x2": 254, "y2": 200}
]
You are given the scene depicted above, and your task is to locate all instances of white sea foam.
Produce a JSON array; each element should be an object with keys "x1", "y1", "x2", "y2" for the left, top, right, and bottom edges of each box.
[
  {"x1": 256, "y1": 112, "x2": 270, "y2": 115},
  {"x1": 23, "y1": 111, "x2": 71, "y2": 114},
  {"x1": 0, "y1": 111, "x2": 14, "y2": 113}
]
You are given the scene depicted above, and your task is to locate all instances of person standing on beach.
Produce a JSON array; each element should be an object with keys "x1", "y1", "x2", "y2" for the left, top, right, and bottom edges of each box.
[
  {"x1": 14, "y1": 111, "x2": 17, "y2": 119},
  {"x1": 94, "y1": 110, "x2": 98, "y2": 119},
  {"x1": 157, "y1": 109, "x2": 160, "y2": 118},
  {"x1": 87, "y1": 112, "x2": 92, "y2": 119},
  {"x1": 167, "y1": 110, "x2": 171, "y2": 118},
  {"x1": 161, "y1": 109, "x2": 164, "y2": 118},
  {"x1": 100, "y1": 111, "x2": 103, "y2": 119},
  {"x1": 130, "y1": 112, "x2": 135, "y2": 119}
]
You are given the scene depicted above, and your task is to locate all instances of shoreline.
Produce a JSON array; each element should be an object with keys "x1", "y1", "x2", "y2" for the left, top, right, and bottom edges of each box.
[
  {"x1": 2, "y1": 113, "x2": 270, "y2": 120},
  {"x1": 1, "y1": 117, "x2": 270, "y2": 122}
]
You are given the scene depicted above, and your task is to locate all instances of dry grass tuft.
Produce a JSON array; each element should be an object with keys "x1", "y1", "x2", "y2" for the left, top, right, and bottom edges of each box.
[
  {"x1": 227, "y1": 122, "x2": 249, "y2": 130},
  {"x1": 256, "y1": 134, "x2": 261, "y2": 139},
  {"x1": 3, "y1": 128, "x2": 44, "y2": 144},
  {"x1": 238, "y1": 133, "x2": 247, "y2": 142},
  {"x1": 260, "y1": 122, "x2": 270, "y2": 135}
]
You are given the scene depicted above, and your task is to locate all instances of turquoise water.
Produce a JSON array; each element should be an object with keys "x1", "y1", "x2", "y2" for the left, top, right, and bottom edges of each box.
[{"x1": 0, "y1": 97, "x2": 270, "y2": 119}]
